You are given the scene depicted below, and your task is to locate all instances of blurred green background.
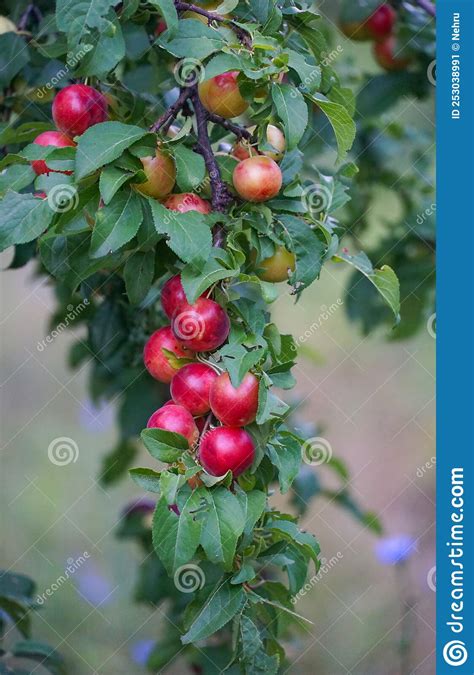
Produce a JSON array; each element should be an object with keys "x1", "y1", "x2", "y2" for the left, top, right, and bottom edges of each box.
[{"x1": 1, "y1": 25, "x2": 435, "y2": 675}]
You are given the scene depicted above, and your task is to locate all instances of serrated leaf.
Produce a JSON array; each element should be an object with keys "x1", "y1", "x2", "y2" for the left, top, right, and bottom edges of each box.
[
  {"x1": 152, "y1": 491, "x2": 206, "y2": 574},
  {"x1": 90, "y1": 189, "x2": 143, "y2": 257},
  {"x1": 0, "y1": 192, "x2": 54, "y2": 252},
  {"x1": 147, "y1": 198, "x2": 212, "y2": 266},
  {"x1": 334, "y1": 251, "x2": 400, "y2": 321},
  {"x1": 267, "y1": 434, "x2": 301, "y2": 493},
  {"x1": 129, "y1": 467, "x2": 162, "y2": 492},
  {"x1": 181, "y1": 581, "x2": 246, "y2": 644},
  {"x1": 173, "y1": 146, "x2": 206, "y2": 191},
  {"x1": 149, "y1": 0, "x2": 179, "y2": 35},
  {"x1": 0, "y1": 33, "x2": 30, "y2": 88},
  {"x1": 141, "y1": 427, "x2": 189, "y2": 462},
  {"x1": 200, "y1": 487, "x2": 246, "y2": 570},
  {"x1": 181, "y1": 248, "x2": 239, "y2": 304},
  {"x1": 310, "y1": 95, "x2": 356, "y2": 162},
  {"x1": 99, "y1": 165, "x2": 134, "y2": 204},
  {"x1": 75, "y1": 122, "x2": 148, "y2": 180},
  {"x1": 158, "y1": 19, "x2": 225, "y2": 59},
  {"x1": 278, "y1": 214, "x2": 325, "y2": 292},
  {"x1": 203, "y1": 53, "x2": 242, "y2": 80},
  {"x1": 272, "y1": 84, "x2": 308, "y2": 150},
  {"x1": 0, "y1": 165, "x2": 35, "y2": 195},
  {"x1": 124, "y1": 249, "x2": 155, "y2": 304}
]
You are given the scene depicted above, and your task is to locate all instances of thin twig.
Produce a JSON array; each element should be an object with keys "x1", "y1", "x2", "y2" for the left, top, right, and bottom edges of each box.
[
  {"x1": 207, "y1": 112, "x2": 252, "y2": 139},
  {"x1": 149, "y1": 87, "x2": 193, "y2": 133}
]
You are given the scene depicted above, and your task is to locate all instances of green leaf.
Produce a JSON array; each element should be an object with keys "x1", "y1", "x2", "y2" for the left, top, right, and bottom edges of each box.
[
  {"x1": 0, "y1": 165, "x2": 35, "y2": 195},
  {"x1": 216, "y1": 343, "x2": 265, "y2": 387},
  {"x1": 152, "y1": 491, "x2": 206, "y2": 574},
  {"x1": 147, "y1": 198, "x2": 212, "y2": 266},
  {"x1": 90, "y1": 189, "x2": 143, "y2": 258},
  {"x1": 129, "y1": 467, "x2": 162, "y2": 492},
  {"x1": 0, "y1": 33, "x2": 30, "y2": 88},
  {"x1": 75, "y1": 122, "x2": 148, "y2": 180},
  {"x1": 231, "y1": 562, "x2": 256, "y2": 585},
  {"x1": 256, "y1": 380, "x2": 289, "y2": 424},
  {"x1": 310, "y1": 95, "x2": 356, "y2": 162},
  {"x1": 203, "y1": 53, "x2": 242, "y2": 79},
  {"x1": 286, "y1": 50, "x2": 321, "y2": 94},
  {"x1": 278, "y1": 214, "x2": 325, "y2": 292},
  {"x1": 268, "y1": 519, "x2": 320, "y2": 565},
  {"x1": 334, "y1": 251, "x2": 400, "y2": 322},
  {"x1": 99, "y1": 165, "x2": 135, "y2": 205},
  {"x1": 200, "y1": 487, "x2": 246, "y2": 570},
  {"x1": 267, "y1": 434, "x2": 301, "y2": 493},
  {"x1": 235, "y1": 487, "x2": 267, "y2": 535},
  {"x1": 160, "y1": 471, "x2": 185, "y2": 504},
  {"x1": 181, "y1": 581, "x2": 246, "y2": 644},
  {"x1": 173, "y1": 146, "x2": 207, "y2": 191},
  {"x1": 0, "y1": 192, "x2": 54, "y2": 252},
  {"x1": 124, "y1": 249, "x2": 155, "y2": 304},
  {"x1": 149, "y1": 0, "x2": 179, "y2": 35},
  {"x1": 181, "y1": 248, "x2": 239, "y2": 303},
  {"x1": 271, "y1": 84, "x2": 308, "y2": 151},
  {"x1": 141, "y1": 427, "x2": 189, "y2": 462},
  {"x1": 12, "y1": 640, "x2": 66, "y2": 675},
  {"x1": 158, "y1": 19, "x2": 225, "y2": 59}
]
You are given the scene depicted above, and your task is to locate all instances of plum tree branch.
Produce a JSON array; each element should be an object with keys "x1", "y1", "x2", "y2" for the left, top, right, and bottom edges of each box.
[
  {"x1": 207, "y1": 112, "x2": 252, "y2": 139},
  {"x1": 174, "y1": 1, "x2": 252, "y2": 47},
  {"x1": 149, "y1": 87, "x2": 193, "y2": 132},
  {"x1": 190, "y1": 87, "x2": 233, "y2": 245}
]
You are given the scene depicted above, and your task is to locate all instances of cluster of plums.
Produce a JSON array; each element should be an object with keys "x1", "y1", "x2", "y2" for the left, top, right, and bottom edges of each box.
[
  {"x1": 31, "y1": 74, "x2": 285, "y2": 206},
  {"x1": 340, "y1": 3, "x2": 412, "y2": 71},
  {"x1": 144, "y1": 275, "x2": 259, "y2": 478},
  {"x1": 31, "y1": 83, "x2": 108, "y2": 175}
]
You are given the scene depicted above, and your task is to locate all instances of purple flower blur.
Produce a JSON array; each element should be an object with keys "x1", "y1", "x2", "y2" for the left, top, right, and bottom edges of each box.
[
  {"x1": 79, "y1": 398, "x2": 114, "y2": 432},
  {"x1": 75, "y1": 569, "x2": 114, "y2": 606},
  {"x1": 130, "y1": 639, "x2": 155, "y2": 666},
  {"x1": 375, "y1": 535, "x2": 416, "y2": 565}
]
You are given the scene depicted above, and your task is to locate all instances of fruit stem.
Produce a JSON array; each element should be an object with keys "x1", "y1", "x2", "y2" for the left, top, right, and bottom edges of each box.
[{"x1": 174, "y1": 1, "x2": 252, "y2": 47}]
